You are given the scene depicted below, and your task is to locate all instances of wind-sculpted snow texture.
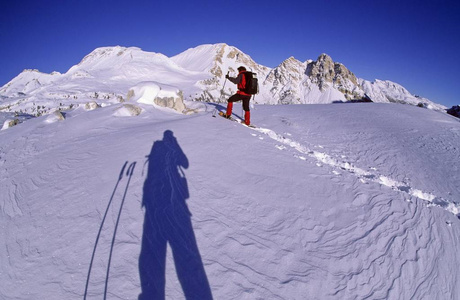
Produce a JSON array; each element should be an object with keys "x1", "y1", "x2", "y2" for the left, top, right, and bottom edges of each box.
[{"x1": 1, "y1": 103, "x2": 459, "y2": 299}]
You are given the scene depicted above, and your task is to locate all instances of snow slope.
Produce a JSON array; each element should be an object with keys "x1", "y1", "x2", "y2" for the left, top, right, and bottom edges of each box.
[{"x1": 1, "y1": 103, "x2": 460, "y2": 299}]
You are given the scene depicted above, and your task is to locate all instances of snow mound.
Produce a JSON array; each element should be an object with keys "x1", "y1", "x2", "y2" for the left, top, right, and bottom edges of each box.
[
  {"x1": 113, "y1": 104, "x2": 143, "y2": 117},
  {"x1": 44, "y1": 111, "x2": 66, "y2": 123},
  {"x1": 127, "y1": 82, "x2": 186, "y2": 113},
  {"x1": 1, "y1": 119, "x2": 18, "y2": 130}
]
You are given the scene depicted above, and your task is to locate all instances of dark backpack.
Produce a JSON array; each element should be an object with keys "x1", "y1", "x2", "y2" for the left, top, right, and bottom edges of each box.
[{"x1": 242, "y1": 71, "x2": 259, "y2": 95}]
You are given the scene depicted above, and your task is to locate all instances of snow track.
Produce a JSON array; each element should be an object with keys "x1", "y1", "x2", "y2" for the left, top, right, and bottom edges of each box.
[{"x1": 249, "y1": 125, "x2": 460, "y2": 218}]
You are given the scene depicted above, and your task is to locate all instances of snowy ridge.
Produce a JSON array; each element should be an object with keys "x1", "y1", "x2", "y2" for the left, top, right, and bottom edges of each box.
[
  {"x1": 0, "y1": 69, "x2": 60, "y2": 95},
  {"x1": 359, "y1": 79, "x2": 437, "y2": 108},
  {"x1": 0, "y1": 43, "x2": 446, "y2": 118}
]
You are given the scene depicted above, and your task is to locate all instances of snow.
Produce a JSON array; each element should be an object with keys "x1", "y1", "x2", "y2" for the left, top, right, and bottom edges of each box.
[
  {"x1": 0, "y1": 46, "x2": 210, "y2": 114},
  {"x1": 44, "y1": 111, "x2": 66, "y2": 123},
  {"x1": 1, "y1": 102, "x2": 460, "y2": 299},
  {"x1": 129, "y1": 82, "x2": 162, "y2": 105},
  {"x1": 113, "y1": 104, "x2": 143, "y2": 117},
  {"x1": 1, "y1": 119, "x2": 13, "y2": 130},
  {"x1": 128, "y1": 81, "x2": 185, "y2": 113},
  {"x1": 171, "y1": 44, "x2": 222, "y2": 72}
]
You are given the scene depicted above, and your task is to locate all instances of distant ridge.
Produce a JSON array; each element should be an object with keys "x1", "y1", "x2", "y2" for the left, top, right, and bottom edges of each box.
[{"x1": 0, "y1": 43, "x2": 445, "y2": 116}]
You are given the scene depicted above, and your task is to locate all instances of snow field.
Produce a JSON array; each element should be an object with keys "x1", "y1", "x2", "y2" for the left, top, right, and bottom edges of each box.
[
  {"x1": 1, "y1": 103, "x2": 459, "y2": 299},
  {"x1": 247, "y1": 112, "x2": 460, "y2": 218}
]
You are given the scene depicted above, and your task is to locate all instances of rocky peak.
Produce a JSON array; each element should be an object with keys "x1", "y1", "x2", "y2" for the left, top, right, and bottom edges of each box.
[
  {"x1": 307, "y1": 54, "x2": 336, "y2": 84},
  {"x1": 306, "y1": 54, "x2": 358, "y2": 96},
  {"x1": 317, "y1": 53, "x2": 334, "y2": 65}
]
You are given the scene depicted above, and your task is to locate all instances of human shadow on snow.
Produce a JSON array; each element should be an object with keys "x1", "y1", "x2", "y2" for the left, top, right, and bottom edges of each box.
[{"x1": 139, "y1": 130, "x2": 212, "y2": 300}]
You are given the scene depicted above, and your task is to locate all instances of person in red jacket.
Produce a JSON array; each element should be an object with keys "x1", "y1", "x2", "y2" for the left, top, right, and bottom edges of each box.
[{"x1": 223, "y1": 66, "x2": 251, "y2": 125}]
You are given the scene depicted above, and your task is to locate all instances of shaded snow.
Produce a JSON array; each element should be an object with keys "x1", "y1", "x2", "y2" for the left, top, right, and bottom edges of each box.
[{"x1": 1, "y1": 103, "x2": 459, "y2": 299}]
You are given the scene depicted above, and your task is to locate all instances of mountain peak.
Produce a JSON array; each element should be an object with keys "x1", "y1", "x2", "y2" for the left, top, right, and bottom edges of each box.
[
  {"x1": 171, "y1": 43, "x2": 267, "y2": 76},
  {"x1": 283, "y1": 56, "x2": 301, "y2": 64},
  {"x1": 78, "y1": 46, "x2": 142, "y2": 66},
  {"x1": 317, "y1": 53, "x2": 334, "y2": 63},
  {"x1": 306, "y1": 53, "x2": 359, "y2": 97}
]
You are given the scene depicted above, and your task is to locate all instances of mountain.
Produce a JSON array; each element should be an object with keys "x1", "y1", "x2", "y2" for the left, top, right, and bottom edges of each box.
[
  {"x1": 171, "y1": 43, "x2": 271, "y2": 102},
  {"x1": 1, "y1": 101, "x2": 459, "y2": 299},
  {"x1": 0, "y1": 43, "x2": 446, "y2": 118}
]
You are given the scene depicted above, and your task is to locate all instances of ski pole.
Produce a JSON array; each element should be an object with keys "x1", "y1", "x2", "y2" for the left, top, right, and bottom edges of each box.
[
  {"x1": 213, "y1": 71, "x2": 229, "y2": 117},
  {"x1": 222, "y1": 71, "x2": 229, "y2": 94}
]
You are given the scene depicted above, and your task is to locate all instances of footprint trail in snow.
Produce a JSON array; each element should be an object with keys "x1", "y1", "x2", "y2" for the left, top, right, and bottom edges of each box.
[{"x1": 248, "y1": 125, "x2": 460, "y2": 218}]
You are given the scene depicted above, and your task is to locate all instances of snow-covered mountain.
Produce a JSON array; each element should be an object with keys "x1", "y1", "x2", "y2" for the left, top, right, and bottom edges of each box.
[
  {"x1": 0, "y1": 46, "x2": 209, "y2": 117},
  {"x1": 1, "y1": 101, "x2": 460, "y2": 299},
  {"x1": 0, "y1": 43, "x2": 445, "y2": 118}
]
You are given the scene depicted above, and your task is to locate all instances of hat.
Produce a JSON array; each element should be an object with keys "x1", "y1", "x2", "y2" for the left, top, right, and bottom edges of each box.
[{"x1": 237, "y1": 66, "x2": 246, "y2": 71}]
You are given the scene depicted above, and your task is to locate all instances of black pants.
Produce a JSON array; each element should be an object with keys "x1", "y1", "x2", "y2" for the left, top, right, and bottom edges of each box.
[{"x1": 228, "y1": 94, "x2": 251, "y2": 111}]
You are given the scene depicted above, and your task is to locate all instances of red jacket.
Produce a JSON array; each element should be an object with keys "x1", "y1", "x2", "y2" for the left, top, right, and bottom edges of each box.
[{"x1": 228, "y1": 71, "x2": 250, "y2": 96}]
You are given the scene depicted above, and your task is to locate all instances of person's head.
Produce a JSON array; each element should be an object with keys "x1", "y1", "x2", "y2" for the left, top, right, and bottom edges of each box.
[
  {"x1": 237, "y1": 66, "x2": 246, "y2": 72},
  {"x1": 164, "y1": 130, "x2": 175, "y2": 141}
]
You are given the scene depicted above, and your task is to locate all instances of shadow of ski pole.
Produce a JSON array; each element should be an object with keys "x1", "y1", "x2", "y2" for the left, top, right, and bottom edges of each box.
[
  {"x1": 84, "y1": 161, "x2": 128, "y2": 300},
  {"x1": 104, "y1": 162, "x2": 137, "y2": 300}
]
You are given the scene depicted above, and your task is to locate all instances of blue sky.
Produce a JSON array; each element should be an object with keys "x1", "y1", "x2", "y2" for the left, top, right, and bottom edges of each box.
[{"x1": 1, "y1": 0, "x2": 459, "y2": 107}]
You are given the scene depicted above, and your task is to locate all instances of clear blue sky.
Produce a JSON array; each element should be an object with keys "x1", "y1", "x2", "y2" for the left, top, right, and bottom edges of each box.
[{"x1": 1, "y1": 0, "x2": 459, "y2": 107}]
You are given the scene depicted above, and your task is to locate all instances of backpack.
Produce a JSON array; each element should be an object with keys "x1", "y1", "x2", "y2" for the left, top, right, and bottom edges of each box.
[{"x1": 242, "y1": 71, "x2": 259, "y2": 95}]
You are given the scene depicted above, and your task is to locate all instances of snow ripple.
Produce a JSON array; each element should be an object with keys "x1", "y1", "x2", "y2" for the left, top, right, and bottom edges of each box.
[{"x1": 200, "y1": 193, "x2": 458, "y2": 299}]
